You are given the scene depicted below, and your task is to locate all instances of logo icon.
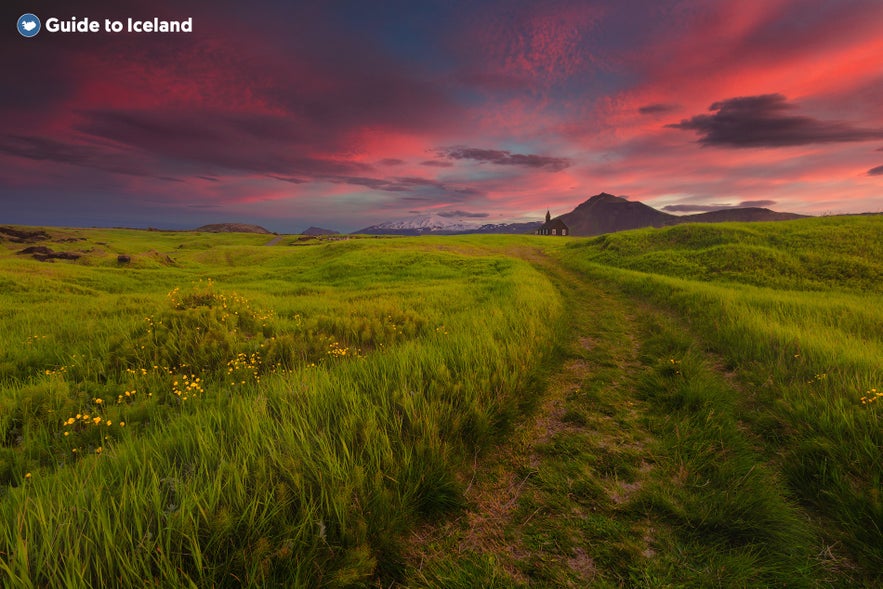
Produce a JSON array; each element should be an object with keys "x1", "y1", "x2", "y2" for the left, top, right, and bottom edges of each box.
[{"x1": 18, "y1": 13, "x2": 41, "y2": 38}]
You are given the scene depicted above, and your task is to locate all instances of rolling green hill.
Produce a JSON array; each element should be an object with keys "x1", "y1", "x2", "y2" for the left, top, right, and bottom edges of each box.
[{"x1": 0, "y1": 217, "x2": 880, "y2": 587}]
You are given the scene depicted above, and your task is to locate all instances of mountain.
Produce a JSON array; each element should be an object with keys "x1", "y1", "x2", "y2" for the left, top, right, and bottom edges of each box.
[
  {"x1": 467, "y1": 221, "x2": 542, "y2": 234},
  {"x1": 680, "y1": 208, "x2": 806, "y2": 224},
  {"x1": 352, "y1": 193, "x2": 806, "y2": 237},
  {"x1": 301, "y1": 226, "x2": 339, "y2": 236},
  {"x1": 556, "y1": 193, "x2": 807, "y2": 236},
  {"x1": 356, "y1": 213, "x2": 542, "y2": 235},
  {"x1": 558, "y1": 193, "x2": 675, "y2": 236},
  {"x1": 194, "y1": 223, "x2": 272, "y2": 234},
  {"x1": 355, "y1": 213, "x2": 482, "y2": 235}
]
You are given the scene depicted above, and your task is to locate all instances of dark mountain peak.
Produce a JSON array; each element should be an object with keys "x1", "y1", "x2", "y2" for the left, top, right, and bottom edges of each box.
[
  {"x1": 555, "y1": 192, "x2": 807, "y2": 236},
  {"x1": 301, "y1": 226, "x2": 339, "y2": 236},
  {"x1": 579, "y1": 192, "x2": 625, "y2": 207},
  {"x1": 561, "y1": 192, "x2": 674, "y2": 236}
]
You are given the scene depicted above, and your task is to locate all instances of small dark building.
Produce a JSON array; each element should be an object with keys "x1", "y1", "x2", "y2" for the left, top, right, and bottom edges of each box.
[{"x1": 535, "y1": 210, "x2": 569, "y2": 236}]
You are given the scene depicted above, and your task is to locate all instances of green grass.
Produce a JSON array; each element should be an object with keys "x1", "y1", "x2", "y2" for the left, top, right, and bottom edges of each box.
[
  {"x1": 2, "y1": 216, "x2": 882, "y2": 586},
  {"x1": 0, "y1": 229, "x2": 560, "y2": 587},
  {"x1": 558, "y1": 215, "x2": 883, "y2": 582},
  {"x1": 404, "y1": 239, "x2": 824, "y2": 587},
  {"x1": 578, "y1": 215, "x2": 883, "y2": 292}
]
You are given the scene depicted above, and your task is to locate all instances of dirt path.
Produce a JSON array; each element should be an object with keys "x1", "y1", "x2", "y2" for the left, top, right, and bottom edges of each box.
[
  {"x1": 402, "y1": 250, "x2": 662, "y2": 586},
  {"x1": 263, "y1": 235, "x2": 285, "y2": 246}
]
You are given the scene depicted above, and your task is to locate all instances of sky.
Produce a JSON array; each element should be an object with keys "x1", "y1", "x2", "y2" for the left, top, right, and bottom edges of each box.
[{"x1": 3, "y1": 0, "x2": 882, "y2": 232}]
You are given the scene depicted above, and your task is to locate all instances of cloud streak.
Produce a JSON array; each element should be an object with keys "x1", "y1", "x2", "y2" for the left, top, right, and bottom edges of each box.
[
  {"x1": 638, "y1": 103, "x2": 678, "y2": 115},
  {"x1": 669, "y1": 94, "x2": 883, "y2": 148},
  {"x1": 437, "y1": 210, "x2": 489, "y2": 218},
  {"x1": 662, "y1": 199, "x2": 777, "y2": 213},
  {"x1": 438, "y1": 147, "x2": 571, "y2": 171}
]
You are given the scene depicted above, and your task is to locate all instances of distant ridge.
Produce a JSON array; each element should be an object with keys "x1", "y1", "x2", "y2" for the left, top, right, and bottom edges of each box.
[
  {"x1": 301, "y1": 226, "x2": 340, "y2": 236},
  {"x1": 556, "y1": 193, "x2": 807, "y2": 236},
  {"x1": 349, "y1": 192, "x2": 807, "y2": 237},
  {"x1": 468, "y1": 221, "x2": 543, "y2": 235},
  {"x1": 194, "y1": 223, "x2": 272, "y2": 234},
  {"x1": 679, "y1": 207, "x2": 806, "y2": 224},
  {"x1": 355, "y1": 216, "x2": 541, "y2": 235}
]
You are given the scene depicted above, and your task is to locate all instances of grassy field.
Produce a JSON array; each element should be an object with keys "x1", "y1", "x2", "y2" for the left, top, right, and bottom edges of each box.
[
  {"x1": 1, "y1": 216, "x2": 881, "y2": 587},
  {"x1": 553, "y1": 216, "x2": 883, "y2": 582}
]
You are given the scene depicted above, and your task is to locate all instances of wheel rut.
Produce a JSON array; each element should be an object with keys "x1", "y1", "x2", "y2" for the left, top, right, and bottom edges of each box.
[{"x1": 402, "y1": 248, "x2": 662, "y2": 587}]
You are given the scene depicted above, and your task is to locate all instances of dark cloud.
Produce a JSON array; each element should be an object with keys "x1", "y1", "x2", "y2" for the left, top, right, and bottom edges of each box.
[
  {"x1": 73, "y1": 108, "x2": 375, "y2": 178},
  {"x1": 663, "y1": 204, "x2": 727, "y2": 212},
  {"x1": 420, "y1": 160, "x2": 454, "y2": 167},
  {"x1": 328, "y1": 175, "x2": 452, "y2": 194},
  {"x1": 662, "y1": 199, "x2": 777, "y2": 212},
  {"x1": 0, "y1": 4, "x2": 464, "y2": 191},
  {"x1": 268, "y1": 175, "x2": 306, "y2": 184},
  {"x1": 868, "y1": 165, "x2": 883, "y2": 176},
  {"x1": 0, "y1": 134, "x2": 154, "y2": 178},
  {"x1": 739, "y1": 200, "x2": 777, "y2": 207},
  {"x1": 379, "y1": 158, "x2": 405, "y2": 166},
  {"x1": 438, "y1": 147, "x2": 571, "y2": 171},
  {"x1": 395, "y1": 176, "x2": 445, "y2": 185},
  {"x1": 668, "y1": 94, "x2": 883, "y2": 147},
  {"x1": 639, "y1": 103, "x2": 678, "y2": 115},
  {"x1": 437, "y1": 210, "x2": 489, "y2": 218}
]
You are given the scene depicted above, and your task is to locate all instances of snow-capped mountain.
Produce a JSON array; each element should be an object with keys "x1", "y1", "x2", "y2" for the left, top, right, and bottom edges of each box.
[
  {"x1": 356, "y1": 213, "x2": 483, "y2": 235},
  {"x1": 355, "y1": 213, "x2": 542, "y2": 235}
]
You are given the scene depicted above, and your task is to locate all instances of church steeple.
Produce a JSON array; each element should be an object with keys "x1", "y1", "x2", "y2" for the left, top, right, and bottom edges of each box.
[{"x1": 545, "y1": 210, "x2": 551, "y2": 223}]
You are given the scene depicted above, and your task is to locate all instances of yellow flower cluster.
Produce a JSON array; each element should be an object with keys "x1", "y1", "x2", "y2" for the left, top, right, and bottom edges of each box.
[
  {"x1": 166, "y1": 285, "x2": 186, "y2": 308},
  {"x1": 172, "y1": 374, "x2": 204, "y2": 400},
  {"x1": 125, "y1": 364, "x2": 180, "y2": 376},
  {"x1": 327, "y1": 341, "x2": 351, "y2": 358},
  {"x1": 167, "y1": 280, "x2": 273, "y2": 325},
  {"x1": 806, "y1": 372, "x2": 828, "y2": 385},
  {"x1": 386, "y1": 316, "x2": 402, "y2": 334},
  {"x1": 144, "y1": 315, "x2": 161, "y2": 329},
  {"x1": 62, "y1": 413, "x2": 125, "y2": 431},
  {"x1": 860, "y1": 388, "x2": 881, "y2": 406},
  {"x1": 668, "y1": 358, "x2": 682, "y2": 376},
  {"x1": 116, "y1": 389, "x2": 137, "y2": 404},
  {"x1": 227, "y1": 352, "x2": 262, "y2": 384}
]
